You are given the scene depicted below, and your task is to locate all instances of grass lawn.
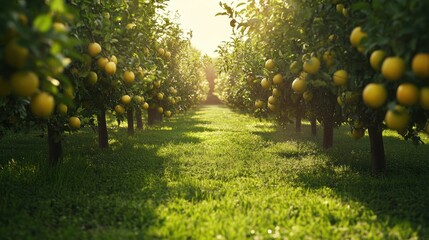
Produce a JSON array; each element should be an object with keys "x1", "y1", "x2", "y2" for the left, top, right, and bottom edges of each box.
[{"x1": 1, "y1": 105, "x2": 428, "y2": 239}]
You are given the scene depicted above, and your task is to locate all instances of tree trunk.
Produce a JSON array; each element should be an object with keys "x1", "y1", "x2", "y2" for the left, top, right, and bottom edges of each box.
[
  {"x1": 310, "y1": 116, "x2": 317, "y2": 136},
  {"x1": 147, "y1": 108, "x2": 162, "y2": 125},
  {"x1": 148, "y1": 108, "x2": 156, "y2": 125},
  {"x1": 47, "y1": 123, "x2": 62, "y2": 166},
  {"x1": 127, "y1": 108, "x2": 134, "y2": 135},
  {"x1": 368, "y1": 125, "x2": 386, "y2": 175},
  {"x1": 322, "y1": 97, "x2": 336, "y2": 149},
  {"x1": 158, "y1": 111, "x2": 163, "y2": 123},
  {"x1": 295, "y1": 110, "x2": 302, "y2": 133},
  {"x1": 294, "y1": 102, "x2": 303, "y2": 133},
  {"x1": 322, "y1": 114, "x2": 334, "y2": 149},
  {"x1": 136, "y1": 108, "x2": 143, "y2": 130},
  {"x1": 97, "y1": 110, "x2": 109, "y2": 149}
]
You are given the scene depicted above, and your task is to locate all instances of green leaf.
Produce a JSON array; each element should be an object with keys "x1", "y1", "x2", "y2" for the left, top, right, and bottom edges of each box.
[
  {"x1": 236, "y1": 2, "x2": 245, "y2": 8},
  {"x1": 351, "y1": 2, "x2": 371, "y2": 11},
  {"x1": 215, "y1": 12, "x2": 228, "y2": 16},
  {"x1": 33, "y1": 14, "x2": 52, "y2": 32}
]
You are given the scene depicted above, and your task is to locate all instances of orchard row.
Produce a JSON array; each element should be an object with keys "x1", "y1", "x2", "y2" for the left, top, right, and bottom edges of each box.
[
  {"x1": 0, "y1": 0, "x2": 208, "y2": 164},
  {"x1": 216, "y1": 0, "x2": 429, "y2": 174}
]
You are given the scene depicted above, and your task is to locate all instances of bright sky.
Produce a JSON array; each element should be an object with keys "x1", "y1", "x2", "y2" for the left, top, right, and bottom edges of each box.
[{"x1": 166, "y1": 0, "x2": 236, "y2": 57}]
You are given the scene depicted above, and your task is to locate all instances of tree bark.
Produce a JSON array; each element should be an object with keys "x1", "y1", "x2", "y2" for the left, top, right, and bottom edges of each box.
[
  {"x1": 136, "y1": 108, "x2": 143, "y2": 130},
  {"x1": 148, "y1": 108, "x2": 156, "y2": 125},
  {"x1": 295, "y1": 110, "x2": 302, "y2": 133},
  {"x1": 97, "y1": 109, "x2": 109, "y2": 149},
  {"x1": 47, "y1": 123, "x2": 62, "y2": 166},
  {"x1": 310, "y1": 116, "x2": 317, "y2": 136},
  {"x1": 322, "y1": 114, "x2": 334, "y2": 149},
  {"x1": 159, "y1": 111, "x2": 163, "y2": 123},
  {"x1": 147, "y1": 108, "x2": 162, "y2": 125},
  {"x1": 127, "y1": 108, "x2": 134, "y2": 135},
  {"x1": 322, "y1": 97, "x2": 336, "y2": 149},
  {"x1": 368, "y1": 125, "x2": 386, "y2": 175}
]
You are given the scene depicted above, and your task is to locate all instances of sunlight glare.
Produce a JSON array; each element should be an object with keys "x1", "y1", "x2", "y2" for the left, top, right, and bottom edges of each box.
[{"x1": 166, "y1": 0, "x2": 236, "y2": 57}]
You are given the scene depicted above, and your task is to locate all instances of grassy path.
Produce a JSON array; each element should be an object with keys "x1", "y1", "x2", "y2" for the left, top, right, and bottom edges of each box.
[{"x1": 1, "y1": 105, "x2": 428, "y2": 239}]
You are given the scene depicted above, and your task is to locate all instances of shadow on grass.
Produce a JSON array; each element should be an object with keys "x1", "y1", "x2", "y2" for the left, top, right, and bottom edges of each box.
[
  {"x1": 0, "y1": 109, "x2": 210, "y2": 239},
  {"x1": 254, "y1": 120, "x2": 429, "y2": 237}
]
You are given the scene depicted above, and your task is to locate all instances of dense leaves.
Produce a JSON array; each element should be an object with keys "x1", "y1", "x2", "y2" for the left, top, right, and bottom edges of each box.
[
  {"x1": 216, "y1": 0, "x2": 429, "y2": 174},
  {"x1": 0, "y1": 0, "x2": 208, "y2": 163}
]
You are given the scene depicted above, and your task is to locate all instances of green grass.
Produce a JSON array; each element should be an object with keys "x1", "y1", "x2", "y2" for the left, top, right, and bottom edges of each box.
[{"x1": 1, "y1": 105, "x2": 428, "y2": 239}]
